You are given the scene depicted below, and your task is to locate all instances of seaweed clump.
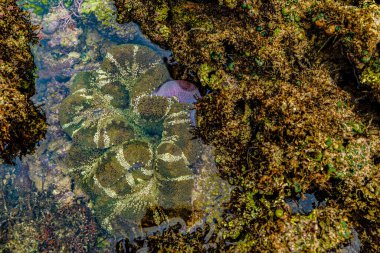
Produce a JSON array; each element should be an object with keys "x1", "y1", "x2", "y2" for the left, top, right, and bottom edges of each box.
[
  {"x1": 0, "y1": 164, "x2": 102, "y2": 252},
  {"x1": 115, "y1": 0, "x2": 380, "y2": 251},
  {"x1": 0, "y1": 0, "x2": 46, "y2": 163}
]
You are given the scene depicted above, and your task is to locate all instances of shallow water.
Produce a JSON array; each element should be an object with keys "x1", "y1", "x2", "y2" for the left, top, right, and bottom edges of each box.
[{"x1": 0, "y1": 1, "x2": 231, "y2": 251}]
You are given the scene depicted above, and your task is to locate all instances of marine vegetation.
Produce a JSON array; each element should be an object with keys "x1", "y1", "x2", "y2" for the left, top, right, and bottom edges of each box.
[
  {"x1": 0, "y1": 0, "x2": 46, "y2": 163},
  {"x1": 18, "y1": 0, "x2": 131, "y2": 36},
  {"x1": 115, "y1": 0, "x2": 380, "y2": 251},
  {"x1": 18, "y1": 0, "x2": 79, "y2": 16},
  {"x1": 0, "y1": 162, "x2": 101, "y2": 252},
  {"x1": 59, "y1": 44, "x2": 203, "y2": 238}
]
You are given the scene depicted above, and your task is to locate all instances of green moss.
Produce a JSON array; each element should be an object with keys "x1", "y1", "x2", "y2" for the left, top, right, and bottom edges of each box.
[
  {"x1": 198, "y1": 63, "x2": 227, "y2": 89},
  {"x1": 219, "y1": 0, "x2": 238, "y2": 9}
]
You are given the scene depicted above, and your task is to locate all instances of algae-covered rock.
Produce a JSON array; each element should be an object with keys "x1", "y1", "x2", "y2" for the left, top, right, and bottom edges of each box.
[
  {"x1": 0, "y1": 86, "x2": 47, "y2": 163},
  {"x1": 361, "y1": 57, "x2": 380, "y2": 102},
  {"x1": 59, "y1": 44, "x2": 202, "y2": 236},
  {"x1": 0, "y1": 1, "x2": 46, "y2": 163},
  {"x1": 79, "y1": 0, "x2": 138, "y2": 40},
  {"x1": 115, "y1": 0, "x2": 380, "y2": 251},
  {"x1": 0, "y1": 221, "x2": 40, "y2": 252}
]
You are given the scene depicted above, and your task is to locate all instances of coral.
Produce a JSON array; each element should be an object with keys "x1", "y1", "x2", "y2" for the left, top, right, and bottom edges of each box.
[
  {"x1": 115, "y1": 0, "x2": 380, "y2": 251},
  {"x1": 59, "y1": 44, "x2": 203, "y2": 236},
  {"x1": 1, "y1": 222, "x2": 40, "y2": 252},
  {"x1": 0, "y1": 0, "x2": 46, "y2": 163},
  {"x1": 37, "y1": 203, "x2": 99, "y2": 252},
  {"x1": 36, "y1": 51, "x2": 82, "y2": 80}
]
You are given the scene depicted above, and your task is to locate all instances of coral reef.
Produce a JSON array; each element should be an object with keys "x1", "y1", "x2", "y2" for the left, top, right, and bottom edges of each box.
[
  {"x1": 59, "y1": 44, "x2": 203, "y2": 237},
  {"x1": 0, "y1": 0, "x2": 46, "y2": 163},
  {"x1": 115, "y1": 0, "x2": 380, "y2": 251}
]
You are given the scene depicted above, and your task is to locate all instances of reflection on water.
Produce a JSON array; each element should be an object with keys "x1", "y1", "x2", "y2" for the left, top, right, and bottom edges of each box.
[{"x1": 0, "y1": 0, "x2": 231, "y2": 251}]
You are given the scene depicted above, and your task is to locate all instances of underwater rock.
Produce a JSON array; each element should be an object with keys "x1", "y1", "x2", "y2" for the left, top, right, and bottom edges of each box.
[
  {"x1": 342, "y1": 229, "x2": 361, "y2": 253},
  {"x1": 36, "y1": 51, "x2": 81, "y2": 80},
  {"x1": 79, "y1": 0, "x2": 138, "y2": 40},
  {"x1": 285, "y1": 193, "x2": 320, "y2": 215},
  {"x1": 59, "y1": 44, "x2": 203, "y2": 237},
  {"x1": 38, "y1": 6, "x2": 83, "y2": 50},
  {"x1": 46, "y1": 25, "x2": 83, "y2": 50},
  {"x1": 32, "y1": 6, "x2": 83, "y2": 83},
  {"x1": 41, "y1": 19, "x2": 60, "y2": 35},
  {"x1": 41, "y1": 6, "x2": 70, "y2": 34},
  {"x1": 40, "y1": 5, "x2": 82, "y2": 48}
]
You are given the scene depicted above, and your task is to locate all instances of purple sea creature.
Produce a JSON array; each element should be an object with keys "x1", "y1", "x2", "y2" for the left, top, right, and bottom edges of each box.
[
  {"x1": 154, "y1": 80, "x2": 201, "y2": 125},
  {"x1": 128, "y1": 162, "x2": 145, "y2": 172},
  {"x1": 154, "y1": 80, "x2": 201, "y2": 104}
]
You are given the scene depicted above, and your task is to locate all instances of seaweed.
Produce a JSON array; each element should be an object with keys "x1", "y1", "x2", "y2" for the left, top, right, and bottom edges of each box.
[
  {"x1": 115, "y1": 0, "x2": 380, "y2": 251},
  {"x1": 0, "y1": 0, "x2": 47, "y2": 163}
]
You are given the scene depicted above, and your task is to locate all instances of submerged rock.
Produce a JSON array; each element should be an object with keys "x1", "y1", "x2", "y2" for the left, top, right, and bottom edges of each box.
[
  {"x1": 40, "y1": 6, "x2": 69, "y2": 34},
  {"x1": 79, "y1": 0, "x2": 138, "y2": 40},
  {"x1": 59, "y1": 44, "x2": 203, "y2": 237},
  {"x1": 285, "y1": 193, "x2": 320, "y2": 215}
]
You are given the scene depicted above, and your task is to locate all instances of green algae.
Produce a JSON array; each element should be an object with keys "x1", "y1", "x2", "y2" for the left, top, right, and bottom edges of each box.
[
  {"x1": 80, "y1": 0, "x2": 116, "y2": 26},
  {"x1": 18, "y1": 0, "x2": 71, "y2": 16}
]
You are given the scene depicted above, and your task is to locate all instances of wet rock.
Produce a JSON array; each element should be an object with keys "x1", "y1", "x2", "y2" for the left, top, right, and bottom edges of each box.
[
  {"x1": 285, "y1": 193, "x2": 319, "y2": 215},
  {"x1": 342, "y1": 229, "x2": 361, "y2": 253},
  {"x1": 41, "y1": 7, "x2": 69, "y2": 34},
  {"x1": 36, "y1": 51, "x2": 81, "y2": 80},
  {"x1": 47, "y1": 26, "x2": 83, "y2": 49},
  {"x1": 79, "y1": 0, "x2": 138, "y2": 40}
]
